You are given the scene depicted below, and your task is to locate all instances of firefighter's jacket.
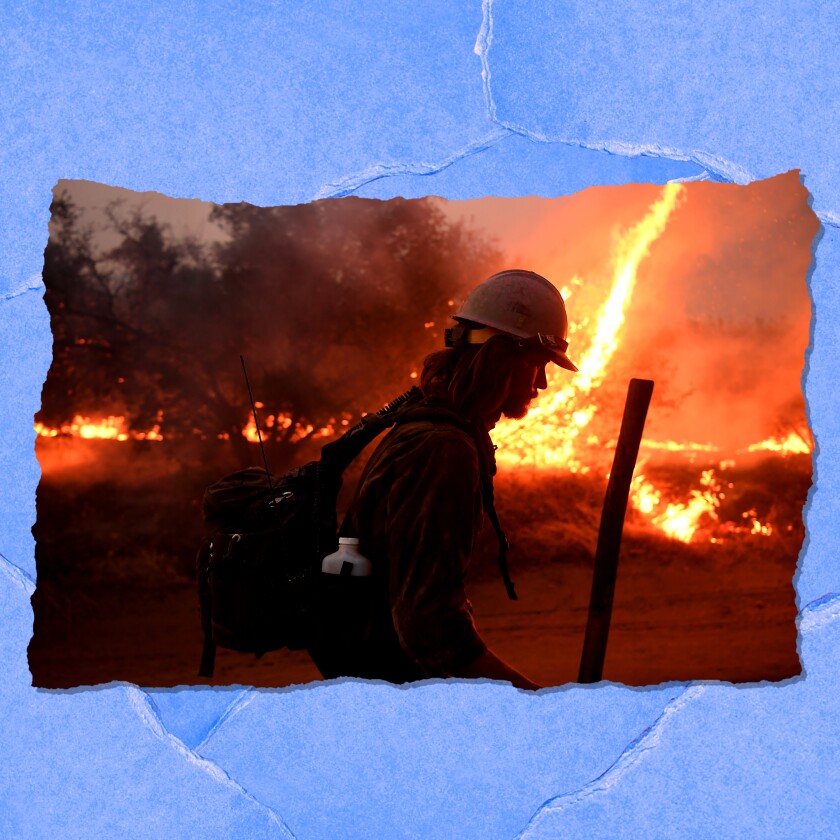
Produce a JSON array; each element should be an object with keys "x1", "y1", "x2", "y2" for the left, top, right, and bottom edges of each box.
[{"x1": 310, "y1": 399, "x2": 493, "y2": 682}]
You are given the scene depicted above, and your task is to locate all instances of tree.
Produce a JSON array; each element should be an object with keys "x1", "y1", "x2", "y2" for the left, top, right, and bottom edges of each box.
[
  {"x1": 40, "y1": 191, "x2": 503, "y2": 467},
  {"x1": 41, "y1": 193, "x2": 254, "y2": 462}
]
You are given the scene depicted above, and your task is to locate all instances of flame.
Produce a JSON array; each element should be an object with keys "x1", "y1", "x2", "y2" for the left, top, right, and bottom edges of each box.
[
  {"x1": 35, "y1": 415, "x2": 164, "y2": 442},
  {"x1": 640, "y1": 439, "x2": 719, "y2": 453},
  {"x1": 630, "y1": 468, "x2": 780, "y2": 543},
  {"x1": 242, "y1": 416, "x2": 263, "y2": 443},
  {"x1": 630, "y1": 469, "x2": 721, "y2": 543},
  {"x1": 741, "y1": 509, "x2": 773, "y2": 536},
  {"x1": 466, "y1": 179, "x2": 800, "y2": 546},
  {"x1": 742, "y1": 432, "x2": 813, "y2": 455},
  {"x1": 37, "y1": 407, "x2": 335, "y2": 446},
  {"x1": 242, "y1": 412, "x2": 334, "y2": 443},
  {"x1": 493, "y1": 183, "x2": 686, "y2": 470}
]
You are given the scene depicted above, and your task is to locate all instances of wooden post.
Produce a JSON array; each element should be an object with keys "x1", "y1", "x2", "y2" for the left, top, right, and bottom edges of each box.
[{"x1": 578, "y1": 378, "x2": 654, "y2": 684}]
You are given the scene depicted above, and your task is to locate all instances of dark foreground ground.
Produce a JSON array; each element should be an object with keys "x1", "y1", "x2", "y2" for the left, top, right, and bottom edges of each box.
[
  {"x1": 28, "y1": 440, "x2": 806, "y2": 688},
  {"x1": 28, "y1": 541, "x2": 799, "y2": 689}
]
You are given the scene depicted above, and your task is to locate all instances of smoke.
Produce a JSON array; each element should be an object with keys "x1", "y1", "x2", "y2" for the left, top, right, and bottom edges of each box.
[
  {"x1": 622, "y1": 173, "x2": 817, "y2": 450},
  {"x1": 53, "y1": 176, "x2": 818, "y2": 456},
  {"x1": 43, "y1": 183, "x2": 506, "y2": 469},
  {"x1": 442, "y1": 172, "x2": 818, "y2": 452}
]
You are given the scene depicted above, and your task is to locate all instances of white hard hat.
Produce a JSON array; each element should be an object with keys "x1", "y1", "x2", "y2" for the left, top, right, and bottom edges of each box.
[{"x1": 447, "y1": 269, "x2": 577, "y2": 372}]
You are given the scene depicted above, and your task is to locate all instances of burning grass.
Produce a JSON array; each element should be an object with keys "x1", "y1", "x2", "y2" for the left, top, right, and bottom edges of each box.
[
  {"x1": 482, "y1": 453, "x2": 810, "y2": 577},
  {"x1": 32, "y1": 437, "x2": 809, "y2": 593}
]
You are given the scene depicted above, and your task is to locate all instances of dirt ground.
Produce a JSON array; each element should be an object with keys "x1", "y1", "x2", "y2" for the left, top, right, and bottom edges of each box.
[
  {"x1": 28, "y1": 439, "x2": 804, "y2": 689},
  {"x1": 28, "y1": 532, "x2": 799, "y2": 689}
]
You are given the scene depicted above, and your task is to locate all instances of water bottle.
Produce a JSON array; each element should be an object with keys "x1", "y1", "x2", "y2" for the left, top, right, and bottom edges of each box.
[{"x1": 321, "y1": 537, "x2": 373, "y2": 577}]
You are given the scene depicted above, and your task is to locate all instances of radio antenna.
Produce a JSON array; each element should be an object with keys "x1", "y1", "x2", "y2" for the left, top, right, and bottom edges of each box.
[{"x1": 240, "y1": 354, "x2": 274, "y2": 494}]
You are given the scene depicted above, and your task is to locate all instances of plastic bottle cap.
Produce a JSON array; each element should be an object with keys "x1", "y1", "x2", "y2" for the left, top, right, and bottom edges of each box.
[{"x1": 338, "y1": 537, "x2": 360, "y2": 546}]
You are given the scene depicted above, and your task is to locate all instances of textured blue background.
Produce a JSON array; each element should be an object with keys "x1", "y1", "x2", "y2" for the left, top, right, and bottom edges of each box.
[{"x1": 1, "y1": 2, "x2": 838, "y2": 837}]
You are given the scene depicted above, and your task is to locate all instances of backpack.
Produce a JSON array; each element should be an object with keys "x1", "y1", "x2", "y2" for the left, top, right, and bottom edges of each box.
[
  {"x1": 196, "y1": 387, "x2": 424, "y2": 678},
  {"x1": 196, "y1": 388, "x2": 518, "y2": 679}
]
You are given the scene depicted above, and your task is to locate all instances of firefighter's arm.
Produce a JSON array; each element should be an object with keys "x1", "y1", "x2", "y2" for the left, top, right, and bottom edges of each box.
[
  {"x1": 385, "y1": 432, "x2": 487, "y2": 672},
  {"x1": 386, "y1": 430, "x2": 539, "y2": 689}
]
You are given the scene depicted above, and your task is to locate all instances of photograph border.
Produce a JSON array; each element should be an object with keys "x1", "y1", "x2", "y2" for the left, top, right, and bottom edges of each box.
[{"x1": 1, "y1": 4, "x2": 837, "y2": 837}]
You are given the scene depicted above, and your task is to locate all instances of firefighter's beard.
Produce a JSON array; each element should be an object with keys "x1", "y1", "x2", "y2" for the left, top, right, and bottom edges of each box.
[
  {"x1": 489, "y1": 355, "x2": 547, "y2": 425},
  {"x1": 500, "y1": 387, "x2": 538, "y2": 420}
]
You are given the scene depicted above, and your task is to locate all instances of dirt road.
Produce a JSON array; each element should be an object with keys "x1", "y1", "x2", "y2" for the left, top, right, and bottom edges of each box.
[{"x1": 29, "y1": 538, "x2": 799, "y2": 689}]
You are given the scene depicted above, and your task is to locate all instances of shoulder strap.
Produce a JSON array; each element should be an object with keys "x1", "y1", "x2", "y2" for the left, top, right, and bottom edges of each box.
[
  {"x1": 319, "y1": 387, "x2": 424, "y2": 476},
  {"x1": 480, "y1": 476, "x2": 517, "y2": 600}
]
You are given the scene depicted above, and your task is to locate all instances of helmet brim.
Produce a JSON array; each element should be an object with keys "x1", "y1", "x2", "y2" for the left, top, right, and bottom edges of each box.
[{"x1": 549, "y1": 350, "x2": 578, "y2": 373}]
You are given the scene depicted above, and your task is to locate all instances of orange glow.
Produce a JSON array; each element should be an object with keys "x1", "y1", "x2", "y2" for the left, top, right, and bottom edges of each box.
[
  {"x1": 493, "y1": 183, "x2": 686, "y2": 472},
  {"x1": 640, "y1": 439, "x2": 719, "y2": 453},
  {"x1": 478, "y1": 183, "x2": 794, "y2": 544},
  {"x1": 242, "y1": 416, "x2": 263, "y2": 443},
  {"x1": 742, "y1": 432, "x2": 813, "y2": 455},
  {"x1": 35, "y1": 182, "x2": 808, "y2": 547},
  {"x1": 35, "y1": 415, "x2": 164, "y2": 442}
]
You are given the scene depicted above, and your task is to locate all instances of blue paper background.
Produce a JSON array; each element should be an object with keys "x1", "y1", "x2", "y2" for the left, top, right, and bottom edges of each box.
[{"x1": 2, "y1": 2, "x2": 837, "y2": 836}]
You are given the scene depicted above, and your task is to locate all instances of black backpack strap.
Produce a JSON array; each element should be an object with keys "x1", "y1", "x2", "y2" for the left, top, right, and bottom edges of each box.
[
  {"x1": 320, "y1": 387, "x2": 424, "y2": 475},
  {"x1": 480, "y1": 476, "x2": 517, "y2": 600}
]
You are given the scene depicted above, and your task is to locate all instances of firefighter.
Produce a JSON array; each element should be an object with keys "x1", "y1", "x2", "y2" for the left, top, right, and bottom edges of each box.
[{"x1": 308, "y1": 270, "x2": 577, "y2": 690}]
